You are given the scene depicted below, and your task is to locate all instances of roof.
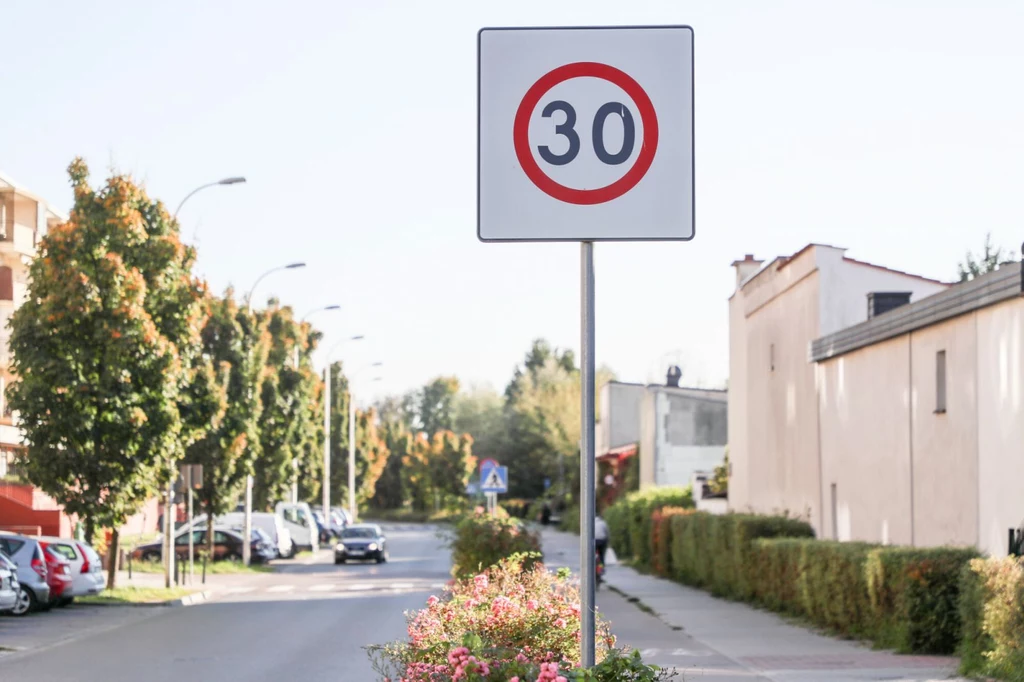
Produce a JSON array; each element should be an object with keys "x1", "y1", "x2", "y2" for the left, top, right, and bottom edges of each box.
[
  {"x1": 738, "y1": 243, "x2": 947, "y2": 292},
  {"x1": 0, "y1": 170, "x2": 69, "y2": 222},
  {"x1": 811, "y1": 262, "x2": 1022, "y2": 362}
]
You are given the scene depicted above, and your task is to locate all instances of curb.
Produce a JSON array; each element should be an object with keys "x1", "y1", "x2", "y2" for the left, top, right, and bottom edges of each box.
[{"x1": 79, "y1": 590, "x2": 211, "y2": 608}]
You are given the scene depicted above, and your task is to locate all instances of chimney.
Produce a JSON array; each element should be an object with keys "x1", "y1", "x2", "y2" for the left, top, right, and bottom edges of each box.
[
  {"x1": 867, "y1": 292, "x2": 912, "y2": 319},
  {"x1": 731, "y1": 254, "x2": 763, "y2": 288},
  {"x1": 666, "y1": 365, "x2": 682, "y2": 387}
]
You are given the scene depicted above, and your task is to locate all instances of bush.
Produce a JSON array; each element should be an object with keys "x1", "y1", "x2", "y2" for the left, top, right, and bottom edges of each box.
[
  {"x1": 958, "y1": 557, "x2": 1024, "y2": 680},
  {"x1": 369, "y1": 554, "x2": 622, "y2": 680},
  {"x1": 604, "y1": 487, "x2": 694, "y2": 567},
  {"x1": 865, "y1": 546, "x2": 978, "y2": 654},
  {"x1": 448, "y1": 512, "x2": 541, "y2": 578},
  {"x1": 797, "y1": 541, "x2": 876, "y2": 638},
  {"x1": 667, "y1": 512, "x2": 814, "y2": 598},
  {"x1": 651, "y1": 507, "x2": 692, "y2": 577},
  {"x1": 560, "y1": 503, "x2": 580, "y2": 534},
  {"x1": 750, "y1": 537, "x2": 806, "y2": 613}
]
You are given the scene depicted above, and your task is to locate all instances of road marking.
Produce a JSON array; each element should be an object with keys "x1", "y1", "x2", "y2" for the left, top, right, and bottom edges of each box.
[
  {"x1": 430, "y1": 583, "x2": 446, "y2": 589},
  {"x1": 308, "y1": 584, "x2": 336, "y2": 592},
  {"x1": 345, "y1": 584, "x2": 374, "y2": 591},
  {"x1": 389, "y1": 582, "x2": 415, "y2": 590},
  {"x1": 267, "y1": 584, "x2": 295, "y2": 593}
]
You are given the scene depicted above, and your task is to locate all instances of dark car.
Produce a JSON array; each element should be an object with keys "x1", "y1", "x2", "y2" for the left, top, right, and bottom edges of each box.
[
  {"x1": 334, "y1": 524, "x2": 387, "y2": 564},
  {"x1": 131, "y1": 527, "x2": 275, "y2": 564}
]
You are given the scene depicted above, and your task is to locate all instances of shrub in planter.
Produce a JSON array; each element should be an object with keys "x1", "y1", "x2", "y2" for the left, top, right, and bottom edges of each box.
[
  {"x1": 865, "y1": 546, "x2": 978, "y2": 654},
  {"x1": 449, "y1": 512, "x2": 542, "y2": 578},
  {"x1": 370, "y1": 555, "x2": 675, "y2": 681},
  {"x1": 957, "y1": 556, "x2": 1024, "y2": 680}
]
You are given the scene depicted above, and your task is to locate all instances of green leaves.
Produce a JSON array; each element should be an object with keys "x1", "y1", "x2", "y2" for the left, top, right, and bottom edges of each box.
[{"x1": 8, "y1": 158, "x2": 205, "y2": 532}]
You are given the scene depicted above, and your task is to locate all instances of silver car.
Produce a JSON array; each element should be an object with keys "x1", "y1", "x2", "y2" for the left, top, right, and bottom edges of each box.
[
  {"x1": 0, "y1": 532, "x2": 51, "y2": 615},
  {"x1": 0, "y1": 550, "x2": 19, "y2": 613},
  {"x1": 41, "y1": 537, "x2": 105, "y2": 603}
]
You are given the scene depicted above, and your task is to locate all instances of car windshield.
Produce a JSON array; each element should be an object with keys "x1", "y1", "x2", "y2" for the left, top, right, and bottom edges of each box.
[{"x1": 342, "y1": 528, "x2": 376, "y2": 539}]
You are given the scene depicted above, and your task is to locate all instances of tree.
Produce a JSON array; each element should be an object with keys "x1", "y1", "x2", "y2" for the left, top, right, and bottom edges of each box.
[
  {"x1": 402, "y1": 430, "x2": 475, "y2": 511},
  {"x1": 184, "y1": 290, "x2": 268, "y2": 561},
  {"x1": 253, "y1": 301, "x2": 322, "y2": 509},
  {"x1": 708, "y1": 447, "x2": 729, "y2": 496},
  {"x1": 958, "y1": 233, "x2": 1016, "y2": 282},
  {"x1": 8, "y1": 159, "x2": 208, "y2": 587},
  {"x1": 327, "y1": 364, "x2": 392, "y2": 512},
  {"x1": 453, "y1": 385, "x2": 504, "y2": 462},
  {"x1": 418, "y1": 376, "x2": 460, "y2": 437},
  {"x1": 372, "y1": 416, "x2": 412, "y2": 509}
]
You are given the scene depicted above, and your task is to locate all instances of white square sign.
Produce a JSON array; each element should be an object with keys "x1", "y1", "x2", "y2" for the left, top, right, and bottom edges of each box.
[{"x1": 478, "y1": 26, "x2": 694, "y2": 242}]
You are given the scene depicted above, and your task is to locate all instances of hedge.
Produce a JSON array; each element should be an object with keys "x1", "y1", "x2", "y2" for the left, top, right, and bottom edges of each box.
[
  {"x1": 865, "y1": 546, "x2": 979, "y2": 654},
  {"x1": 604, "y1": 487, "x2": 694, "y2": 568},
  {"x1": 668, "y1": 512, "x2": 814, "y2": 599},
  {"x1": 958, "y1": 556, "x2": 1024, "y2": 680},
  {"x1": 448, "y1": 513, "x2": 541, "y2": 578}
]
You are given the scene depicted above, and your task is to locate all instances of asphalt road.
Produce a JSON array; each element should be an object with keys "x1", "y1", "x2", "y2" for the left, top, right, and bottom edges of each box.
[{"x1": 1, "y1": 523, "x2": 453, "y2": 682}]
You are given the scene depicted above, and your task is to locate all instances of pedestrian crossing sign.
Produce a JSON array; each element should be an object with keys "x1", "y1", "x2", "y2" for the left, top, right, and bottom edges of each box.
[{"x1": 480, "y1": 463, "x2": 508, "y2": 493}]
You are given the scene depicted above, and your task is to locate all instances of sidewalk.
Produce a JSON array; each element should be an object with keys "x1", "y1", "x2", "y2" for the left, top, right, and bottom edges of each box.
[{"x1": 540, "y1": 528, "x2": 967, "y2": 682}]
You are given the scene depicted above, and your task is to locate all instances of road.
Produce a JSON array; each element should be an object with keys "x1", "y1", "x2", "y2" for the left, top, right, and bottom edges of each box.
[
  {"x1": 1, "y1": 523, "x2": 452, "y2": 682},
  {"x1": 1, "y1": 523, "x2": 753, "y2": 682}
]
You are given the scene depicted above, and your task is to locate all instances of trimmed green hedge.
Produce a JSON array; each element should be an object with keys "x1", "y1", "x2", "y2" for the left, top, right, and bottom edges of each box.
[
  {"x1": 958, "y1": 557, "x2": 1024, "y2": 680},
  {"x1": 604, "y1": 487, "x2": 694, "y2": 568}
]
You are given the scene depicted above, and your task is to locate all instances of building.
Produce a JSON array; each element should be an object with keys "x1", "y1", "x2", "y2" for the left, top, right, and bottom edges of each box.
[
  {"x1": 597, "y1": 370, "x2": 727, "y2": 502},
  {"x1": 728, "y1": 244, "x2": 948, "y2": 534},
  {"x1": 812, "y1": 260, "x2": 1024, "y2": 557}
]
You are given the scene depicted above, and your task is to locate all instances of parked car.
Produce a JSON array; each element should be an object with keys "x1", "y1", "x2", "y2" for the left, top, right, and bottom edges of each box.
[
  {"x1": 40, "y1": 537, "x2": 104, "y2": 604},
  {"x1": 0, "y1": 532, "x2": 51, "y2": 615},
  {"x1": 275, "y1": 502, "x2": 317, "y2": 553},
  {"x1": 329, "y1": 508, "x2": 350, "y2": 535},
  {"x1": 334, "y1": 524, "x2": 388, "y2": 564},
  {"x1": 131, "y1": 527, "x2": 275, "y2": 564},
  {"x1": 311, "y1": 510, "x2": 334, "y2": 544},
  {"x1": 178, "y1": 512, "x2": 294, "y2": 559},
  {"x1": 39, "y1": 544, "x2": 73, "y2": 607},
  {"x1": 0, "y1": 550, "x2": 19, "y2": 614}
]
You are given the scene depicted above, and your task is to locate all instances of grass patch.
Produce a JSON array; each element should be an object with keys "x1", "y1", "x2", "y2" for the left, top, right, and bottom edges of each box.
[
  {"x1": 128, "y1": 559, "x2": 273, "y2": 574},
  {"x1": 78, "y1": 586, "x2": 197, "y2": 605}
]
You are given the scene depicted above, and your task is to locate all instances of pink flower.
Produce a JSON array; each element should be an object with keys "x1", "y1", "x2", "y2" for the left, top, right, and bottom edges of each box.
[
  {"x1": 474, "y1": 574, "x2": 489, "y2": 589},
  {"x1": 427, "y1": 595, "x2": 439, "y2": 606},
  {"x1": 526, "y1": 599, "x2": 539, "y2": 611},
  {"x1": 554, "y1": 617, "x2": 567, "y2": 628}
]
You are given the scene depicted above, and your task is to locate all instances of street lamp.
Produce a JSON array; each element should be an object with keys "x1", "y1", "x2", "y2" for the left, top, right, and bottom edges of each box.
[
  {"x1": 160, "y1": 176, "x2": 246, "y2": 590},
  {"x1": 293, "y1": 305, "x2": 341, "y2": 369},
  {"x1": 173, "y1": 177, "x2": 246, "y2": 219},
  {"x1": 319, "y1": 336, "x2": 366, "y2": 522},
  {"x1": 241, "y1": 261, "x2": 307, "y2": 566},
  {"x1": 347, "y1": 362, "x2": 383, "y2": 520},
  {"x1": 245, "y1": 262, "x2": 307, "y2": 312}
]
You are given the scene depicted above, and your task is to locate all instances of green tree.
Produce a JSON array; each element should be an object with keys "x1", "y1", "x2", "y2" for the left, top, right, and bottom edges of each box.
[
  {"x1": 327, "y1": 365, "x2": 392, "y2": 512},
  {"x1": 958, "y1": 233, "x2": 1016, "y2": 282},
  {"x1": 401, "y1": 430, "x2": 475, "y2": 511},
  {"x1": 7, "y1": 159, "x2": 208, "y2": 587},
  {"x1": 708, "y1": 447, "x2": 729, "y2": 496},
  {"x1": 453, "y1": 385, "x2": 504, "y2": 462},
  {"x1": 371, "y1": 416, "x2": 412, "y2": 509},
  {"x1": 253, "y1": 301, "x2": 323, "y2": 509},
  {"x1": 184, "y1": 290, "x2": 269, "y2": 560},
  {"x1": 418, "y1": 376, "x2": 460, "y2": 437}
]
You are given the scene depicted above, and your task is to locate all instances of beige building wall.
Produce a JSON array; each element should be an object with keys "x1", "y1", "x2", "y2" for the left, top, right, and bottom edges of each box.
[
  {"x1": 910, "y1": 316, "x2": 979, "y2": 548},
  {"x1": 817, "y1": 335, "x2": 913, "y2": 545},
  {"x1": 976, "y1": 300, "x2": 1024, "y2": 557}
]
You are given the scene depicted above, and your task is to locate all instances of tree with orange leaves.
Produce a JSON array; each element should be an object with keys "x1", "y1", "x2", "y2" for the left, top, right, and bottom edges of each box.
[{"x1": 7, "y1": 159, "x2": 218, "y2": 587}]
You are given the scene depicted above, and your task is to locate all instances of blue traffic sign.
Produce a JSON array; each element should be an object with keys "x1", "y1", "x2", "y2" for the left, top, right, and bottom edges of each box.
[{"x1": 480, "y1": 463, "x2": 509, "y2": 494}]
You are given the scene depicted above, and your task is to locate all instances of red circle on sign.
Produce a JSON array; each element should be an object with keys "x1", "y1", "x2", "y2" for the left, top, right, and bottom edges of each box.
[{"x1": 513, "y1": 62, "x2": 659, "y2": 206}]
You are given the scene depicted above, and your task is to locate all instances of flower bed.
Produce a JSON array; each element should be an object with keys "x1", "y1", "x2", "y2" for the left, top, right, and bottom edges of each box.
[
  {"x1": 449, "y1": 512, "x2": 542, "y2": 579},
  {"x1": 370, "y1": 555, "x2": 675, "y2": 681}
]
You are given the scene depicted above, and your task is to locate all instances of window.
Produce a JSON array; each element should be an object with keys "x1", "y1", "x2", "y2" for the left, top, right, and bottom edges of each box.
[
  {"x1": 213, "y1": 531, "x2": 231, "y2": 544},
  {"x1": 49, "y1": 543, "x2": 78, "y2": 561},
  {"x1": 770, "y1": 343, "x2": 776, "y2": 372},
  {"x1": 936, "y1": 350, "x2": 947, "y2": 413}
]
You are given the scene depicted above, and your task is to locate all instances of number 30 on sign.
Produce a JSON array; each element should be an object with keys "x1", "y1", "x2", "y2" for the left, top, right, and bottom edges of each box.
[{"x1": 478, "y1": 26, "x2": 694, "y2": 243}]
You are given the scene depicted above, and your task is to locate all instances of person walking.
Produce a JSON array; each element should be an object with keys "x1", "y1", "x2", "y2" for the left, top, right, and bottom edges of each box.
[{"x1": 595, "y1": 514, "x2": 609, "y2": 567}]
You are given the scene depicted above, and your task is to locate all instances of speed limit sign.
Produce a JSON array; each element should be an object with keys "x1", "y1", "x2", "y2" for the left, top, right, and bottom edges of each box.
[{"x1": 478, "y1": 25, "x2": 694, "y2": 242}]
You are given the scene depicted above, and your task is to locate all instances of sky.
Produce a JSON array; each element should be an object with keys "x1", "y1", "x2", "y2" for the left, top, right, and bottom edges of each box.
[{"x1": 3, "y1": 0, "x2": 1024, "y2": 403}]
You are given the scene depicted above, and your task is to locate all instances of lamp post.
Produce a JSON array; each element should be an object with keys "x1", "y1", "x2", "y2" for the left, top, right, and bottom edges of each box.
[
  {"x1": 321, "y1": 336, "x2": 365, "y2": 523},
  {"x1": 241, "y1": 262, "x2": 307, "y2": 565},
  {"x1": 162, "y1": 176, "x2": 246, "y2": 589},
  {"x1": 293, "y1": 305, "x2": 340, "y2": 368},
  {"x1": 348, "y1": 362, "x2": 383, "y2": 521}
]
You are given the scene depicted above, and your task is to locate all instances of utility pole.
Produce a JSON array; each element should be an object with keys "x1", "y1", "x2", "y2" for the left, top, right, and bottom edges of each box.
[{"x1": 323, "y1": 364, "x2": 331, "y2": 535}]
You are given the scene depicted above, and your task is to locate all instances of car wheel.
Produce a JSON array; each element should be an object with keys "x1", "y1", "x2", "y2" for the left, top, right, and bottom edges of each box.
[{"x1": 11, "y1": 587, "x2": 36, "y2": 616}]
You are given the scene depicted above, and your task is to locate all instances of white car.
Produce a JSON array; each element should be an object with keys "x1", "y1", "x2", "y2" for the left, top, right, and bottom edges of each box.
[
  {"x1": 275, "y1": 502, "x2": 317, "y2": 553},
  {"x1": 0, "y1": 551, "x2": 19, "y2": 613},
  {"x1": 180, "y1": 512, "x2": 294, "y2": 559},
  {"x1": 40, "y1": 537, "x2": 104, "y2": 603}
]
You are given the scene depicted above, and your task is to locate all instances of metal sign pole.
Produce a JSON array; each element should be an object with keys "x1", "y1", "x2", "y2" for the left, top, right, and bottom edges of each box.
[
  {"x1": 187, "y1": 467, "x2": 194, "y2": 584},
  {"x1": 580, "y1": 241, "x2": 597, "y2": 668}
]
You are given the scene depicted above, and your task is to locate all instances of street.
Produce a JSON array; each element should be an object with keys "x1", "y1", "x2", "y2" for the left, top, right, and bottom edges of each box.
[{"x1": 0, "y1": 524, "x2": 451, "y2": 682}]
